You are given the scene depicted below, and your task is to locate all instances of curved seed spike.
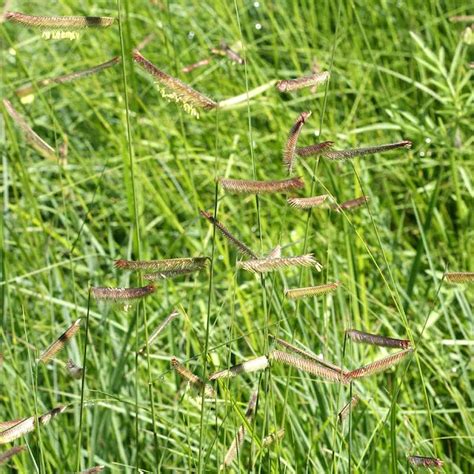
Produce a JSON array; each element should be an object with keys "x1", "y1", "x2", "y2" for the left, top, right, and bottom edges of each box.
[
  {"x1": 200, "y1": 210, "x2": 257, "y2": 258},
  {"x1": 211, "y1": 42, "x2": 244, "y2": 65},
  {"x1": 38, "y1": 319, "x2": 81, "y2": 363},
  {"x1": 0, "y1": 419, "x2": 26, "y2": 431},
  {"x1": 238, "y1": 254, "x2": 322, "y2": 274},
  {"x1": 133, "y1": 50, "x2": 217, "y2": 117},
  {"x1": 0, "y1": 445, "x2": 26, "y2": 465},
  {"x1": 322, "y1": 140, "x2": 412, "y2": 161},
  {"x1": 285, "y1": 282, "x2": 339, "y2": 300},
  {"x1": 209, "y1": 356, "x2": 269, "y2": 380},
  {"x1": 444, "y1": 272, "x2": 474, "y2": 283},
  {"x1": 143, "y1": 267, "x2": 205, "y2": 280},
  {"x1": 91, "y1": 285, "x2": 156, "y2": 301},
  {"x1": 5, "y1": 12, "x2": 115, "y2": 29},
  {"x1": 170, "y1": 357, "x2": 215, "y2": 398},
  {"x1": 287, "y1": 194, "x2": 329, "y2": 209},
  {"x1": 219, "y1": 176, "x2": 304, "y2": 194},
  {"x1": 80, "y1": 466, "x2": 105, "y2": 474},
  {"x1": 284, "y1": 111, "x2": 311, "y2": 173},
  {"x1": 262, "y1": 429, "x2": 285, "y2": 447},
  {"x1": 15, "y1": 57, "x2": 120, "y2": 98},
  {"x1": 296, "y1": 141, "x2": 334, "y2": 157},
  {"x1": 345, "y1": 329, "x2": 411, "y2": 349},
  {"x1": 269, "y1": 350, "x2": 348, "y2": 383},
  {"x1": 449, "y1": 15, "x2": 474, "y2": 23},
  {"x1": 347, "y1": 349, "x2": 413, "y2": 380},
  {"x1": 408, "y1": 455, "x2": 443, "y2": 468},
  {"x1": 334, "y1": 196, "x2": 369, "y2": 212},
  {"x1": 0, "y1": 406, "x2": 67, "y2": 444},
  {"x1": 66, "y1": 359, "x2": 83, "y2": 379},
  {"x1": 115, "y1": 257, "x2": 208, "y2": 272},
  {"x1": 276, "y1": 71, "x2": 330, "y2": 92},
  {"x1": 338, "y1": 395, "x2": 360, "y2": 422},
  {"x1": 220, "y1": 391, "x2": 258, "y2": 470},
  {"x1": 137, "y1": 310, "x2": 179, "y2": 355},
  {"x1": 182, "y1": 58, "x2": 212, "y2": 73},
  {"x1": 3, "y1": 99, "x2": 56, "y2": 161}
]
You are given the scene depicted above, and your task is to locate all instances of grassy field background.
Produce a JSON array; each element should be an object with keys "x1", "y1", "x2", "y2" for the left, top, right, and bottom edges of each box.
[{"x1": 1, "y1": 0, "x2": 473, "y2": 472}]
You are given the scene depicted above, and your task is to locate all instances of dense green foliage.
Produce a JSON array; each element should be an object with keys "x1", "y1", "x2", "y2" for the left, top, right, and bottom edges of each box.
[{"x1": 1, "y1": 0, "x2": 472, "y2": 472}]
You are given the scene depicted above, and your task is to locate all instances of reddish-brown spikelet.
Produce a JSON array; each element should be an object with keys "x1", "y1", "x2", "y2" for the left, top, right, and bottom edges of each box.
[
  {"x1": 346, "y1": 329, "x2": 411, "y2": 349},
  {"x1": 115, "y1": 257, "x2": 208, "y2": 272},
  {"x1": 322, "y1": 140, "x2": 412, "y2": 161},
  {"x1": 182, "y1": 58, "x2": 212, "y2": 73},
  {"x1": 408, "y1": 455, "x2": 443, "y2": 468},
  {"x1": 39, "y1": 318, "x2": 81, "y2": 363},
  {"x1": 269, "y1": 350, "x2": 348, "y2": 383},
  {"x1": 238, "y1": 254, "x2": 322, "y2": 273},
  {"x1": 0, "y1": 445, "x2": 26, "y2": 465},
  {"x1": 444, "y1": 272, "x2": 474, "y2": 283},
  {"x1": 296, "y1": 140, "x2": 334, "y2": 157},
  {"x1": 283, "y1": 111, "x2": 311, "y2": 173},
  {"x1": 219, "y1": 176, "x2": 305, "y2": 194},
  {"x1": 200, "y1": 210, "x2": 257, "y2": 258},
  {"x1": 5, "y1": 11, "x2": 115, "y2": 29},
  {"x1": 80, "y1": 466, "x2": 105, "y2": 474},
  {"x1": 276, "y1": 71, "x2": 330, "y2": 92},
  {"x1": 171, "y1": 357, "x2": 215, "y2": 397},
  {"x1": 142, "y1": 267, "x2": 205, "y2": 280},
  {"x1": 287, "y1": 194, "x2": 329, "y2": 209},
  {"x1": 347, "y1": 349, "x2": 413, "y2": 380},
  {"x1": 335, "y1": 196, "x2": 369, "y2": 212},
  {"x1": 285, "y1": 282, "x2": 340, "y2": 300},
  {"x1": 338, "y1": 395, "x2": 360, "y2": 422},
  {"x1": 211, "y1": 42, "x2": 244, "y2": 65},
  {"x1": 91, "y1": 284, "x2": 156, "y2": 301}
]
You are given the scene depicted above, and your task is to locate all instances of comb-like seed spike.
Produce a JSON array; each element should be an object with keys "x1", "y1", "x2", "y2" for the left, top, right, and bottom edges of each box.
[
  {"x1": 15, "y1": 57, "x2": 120, "y2": 98},
  {"x1": 285, "y1": 282, "x2": 340, "y2": 300},
  {"x1": 5, "y1": 12, "x2": 115, "y2": 29},
  {"x1": 296, "y1": 141, "x2": 334, "y2": 157},
  {"x1": 238, "y1": 254, "x2": 322, "y2": 274},
  {"x1": 79, "y1": 466, "x2": 105, "y2": 474},
  {"x1": 3, "y1": 98, "x2": 56, "y2": 160},
  {"x1": 91, "y1": 285, "x2": 156, "y2": 301},
  {"x1": 338, "y1": 395, "x2": 360, "y2": 422},
  {"x1": 262, "y1": 429, "x2": 285, "y2": 447},
  {"x1": 345, "y1": 329, "x2": 411, "y2": 349},
  {"x1": 133, "y1": 50, "x2": 217, "y2": 117},
  {"x1": 219, "y1": 176, "x2": 305, "y2": 194},
  {"x1": 38, "y1": 319, "x2": 81, "y2": 363},
  {"x1": 142, "y1": 267, "x2": 205, "y2": 280},
  {"x1": 267, "y1": 245, "x2": 281, "y2": 259},
  {"x1": 322, "y1": 140, "x2": 412, "y2": 161},
  {"x1": 347, "y1": 349, "x2": 413, "y2": 380},
  {"x1": 284, "y1": 111, "x2": 311, "y2": 173},
  {"x1": 137, "y1": 310, "x2": 179, "y2": 355},
  {"x1": 220, "y1": 391, "x2": 258, "y2": 470},
  {"x1": 444, "y1": 272, "x2": 474, "y2": 283},
  {"x1": 0, "y1": 445, "x2": 26, "y2": 465},
  {"x1": 66, "y1": 359, "x2": 83, "y2": 379},
  {"x1": 182, "y1": 58, "x2": 212, "y2": 73},
  {"x1": 334, "y1": 196, "x2": 369, "y2": 212},
  {"x1": 115, "y1": 257, "x2": 208, "y2": 272},
  {"x1": 269, "y1": 350, "x2": 348, "y2": 383},
  {"x1": 212, "y1": 42, "x2": 244, "y2": 65},
  {"x1": 170, "y1": 357, "x2": 215, "y2": 398},
  {"x1": 200, "y1": 210, "x2": 258, "y2": 258},
  {"x1": 209, "y1": 356, "x2": 269, "y2": 380},
  {"x1": 0, "y1": 406, "x2": 67, "y2": 444},
  {"x1": 287, "y1": 194, "x2": 329, "y2": 209},
  {"x1": 408, "y1": 455, "x2": 443, "y2": 468},
  {"x1": 276, "y1": 71, "x2": 330, "y2": 92},
  {"x1": 0, "y1": 419, "x2": 26, "y2": 431}
]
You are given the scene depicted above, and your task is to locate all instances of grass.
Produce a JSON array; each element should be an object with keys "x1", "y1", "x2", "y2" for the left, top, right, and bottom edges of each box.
[{"x1": 0, "y1": 0, "x2": 473, "y2": 472}]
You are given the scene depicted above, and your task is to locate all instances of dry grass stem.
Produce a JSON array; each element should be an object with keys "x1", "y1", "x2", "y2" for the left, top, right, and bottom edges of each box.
[
  {"x1": 338, "y1": 395, "x2": 360, "y2": 422},
  {"x1": 91, "y1": 285, "x2": 156, "y2": 301},
  {"x1": 346, "y1": 329, "x2": 411, "y2": 349},
  {"x1": 15, "y1": 57, "x2": 120, "y2": 98},
  {"x1": 449, "y1": 15, "x2": 474, "y2": 22},
  {"x1": 200, "y1": 210, "x2": 257, "y2": 258},
  {"x1": 0, "y1": 406, "x2": 67, "y2": 444},
  {"x1": 3, "y1": 98, "x2": 56, "y2": 160},
  {"x1": 296, "y1": 141, "x2": 334, "y2": 157},
  {"x1": 66, "y1": 359, "x2": 83, "y2": 379},
  {"x1": 220, "y1": 391, "x2": 258, "y2": 470},
  {"x1": 322, "y1": 140, "x2": 412, "y2": 161},
  {"x1": 217, "y1": 80, "x2": 277, "y2": 109},
  {"x1": 170, "y1": 357, "x2": 215, "y2": 397},
  {"x1": 269, "y1": 350, "x2": 348, "y2": 383},
  {"x1": 5, "y1": 12, "x2": 115, "y2": 29},
  {"x1": 219, "y1": 176, "x2": 304, "y2": 194},
  {"x1": 347, "y1": 349, "x2": 413, "y2": 380},
  {"x1": 137, "y1": 310, "x2": 179, "y2": 355},
  {"x1": 38, "y1": 318, "x2": 81, "y2": 363},
  {"x1": 238, "y1": 254, "x2": 322, "y2": 273},
  {"x1": 133, "y1": 50, "x2": 217, "y2": 117},
  {"x1": 444, "y1": 272, "x2": 474, "y2": 283},
  {"x1": 287, "y1": 194, "x2": 329, "y2": 209},
  {"x1": 284, "y1": 111, "x2": 311, "y2": 173},
  {"x1": 276, "y1": 71, "x2": 330, "y2": 92},
  {"x1": 0, "y1": 445, "x2": 26, "y2": 465},
  {"x1": 209, "y1": 356, "x2": 269, "y2": 380},
  {"x1": 285, "y1": 282, "x2": 340, "y2": 299},
  {"x1": 115, "y1": 257, "x2": 208, "y2": 272},
  {"x1": 408, "y1": 455, "x2": 443, "y2": 468}
]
